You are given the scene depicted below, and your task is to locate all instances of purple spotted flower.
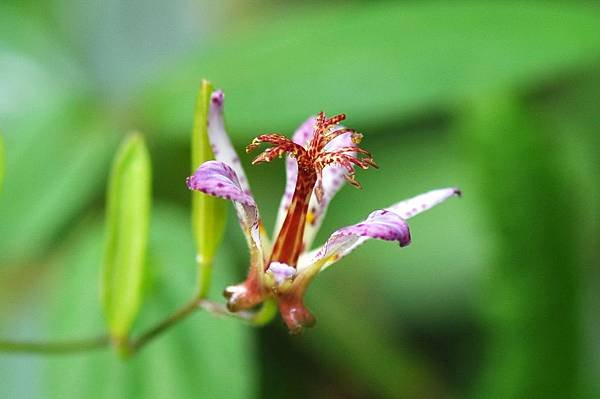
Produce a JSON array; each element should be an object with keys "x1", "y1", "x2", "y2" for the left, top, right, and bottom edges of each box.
[{"x1": 187, "y1": 89, "x2": 461, "y2": 334}]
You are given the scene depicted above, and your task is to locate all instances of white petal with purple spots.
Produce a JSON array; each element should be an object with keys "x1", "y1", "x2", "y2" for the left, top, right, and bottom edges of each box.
[
  {"x1": 187, "y1": 161, "x2": 255, "y2": 210},
  {"x1": 334, "y1": 209, "x2": 411, "y2": 245},
  {"x1": 205, "y1": 90, "x2": 272, "y2": 254},
  {"x1": 187, "y1": 160, "x2": 264, "y2": 264},
  {"x1": 297, "y1": 187, "x2": 461, "y2": 273},
  {"x1": 388, "y1": 188, "x2": 461, "y2": 220},
  {"x1": 206, "y1": 90, "x2": 251, "y2": 194},
  {"x1": 298, "y1": 209, "x2": 410, "y2": 273}
]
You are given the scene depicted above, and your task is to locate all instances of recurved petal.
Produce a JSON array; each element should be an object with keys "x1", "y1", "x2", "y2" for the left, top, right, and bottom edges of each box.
[
  {"x1": 187, "y1": 160, "x2": 255, "y2": 211},
  {"x1": 298, "y1": 187, "x2": 461, "y2": 273},
  {"x1": 388, "y1": 188, "x2": 462, "y2": 220},
  {"x1": 187, "y1": 160, "x2": 265, "y2": 268},
  {"x1": 206, "y1": 90, "x2": 272, "y2": 253},
  {"x1": 298, "y1": 209, "x2": 410, "y2": 273},
  {"x1": 207, "y1": 90, "x2": 252, "y2": 194}
]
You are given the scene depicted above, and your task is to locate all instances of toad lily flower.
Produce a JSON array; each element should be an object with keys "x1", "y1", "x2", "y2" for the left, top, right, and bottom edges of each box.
[{"x1": 187, "y1": 90, "x2": 461, "y2": 334}]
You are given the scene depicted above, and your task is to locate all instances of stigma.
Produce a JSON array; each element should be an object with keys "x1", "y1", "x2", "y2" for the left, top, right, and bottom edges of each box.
[{"x1": 247, "y1": 112, "x2": 377, "y2": 269}]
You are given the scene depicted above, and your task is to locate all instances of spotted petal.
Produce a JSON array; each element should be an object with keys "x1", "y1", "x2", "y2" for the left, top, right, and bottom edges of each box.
[
  {"x1": 187, "y1": 161, "x2": 264, "y2": 268},
  {"x1": 388, "y1": 188, "x2": 462, "y2": 219},
  {"x1": 297, "y1": 209, "x2": 410, "y2": 274},
  {"x1": 273, "y1": 116, "x2": 355, "y2": 251},
  {"x1": 206, "y1": 90, "x2": 252, "y2": 193},
  {"x1": 205, "y1": 90, "x2": 271, "y2": 254},
  {"x1": 298, "y1": 187, "x2": 461, "y2": 273}
]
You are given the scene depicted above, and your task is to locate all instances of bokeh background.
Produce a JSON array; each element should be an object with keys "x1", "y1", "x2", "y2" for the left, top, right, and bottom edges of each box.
[{"x1": 1, "y1": 1, "x2": 599, "y2": 398}]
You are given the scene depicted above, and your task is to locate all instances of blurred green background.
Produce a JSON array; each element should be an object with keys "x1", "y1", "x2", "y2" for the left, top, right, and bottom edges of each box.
[{"x1": 1, "y1": 1, "x2": 599, "y2": 398}]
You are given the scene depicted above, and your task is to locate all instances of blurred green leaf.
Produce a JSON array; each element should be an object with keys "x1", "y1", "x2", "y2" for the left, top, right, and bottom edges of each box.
[
  {"x1": 0, "y1": 205, "x2": 256, "y2": 398},
  {"x1": 191, "y1": 80, "x2": 227, "y2": 295},
  {"x1": 0, "y1": 4, "x2": 87, "y2": 121},
  {"x1": 0, "y1": 132, "x2": 4, "y2": 191},
  {"x1": 302, "y1": 286, "x2": 445, "y2": 399},
  {"x1": 530, "y1": 73, "x2": 600, "y2": 396},
  {"x1": 463, "y1": 93, "x2": 581, "y2": 398},
  {"x1": 140, "y1": 2, "x2": 600, "y2": 141},
  {"x1": 102, "y1": 133, "x2": 152, "y2": 344},
  {"x1": 0, "y1": 102, "x2": 119, "y2": 266},
  {"x1": 0, "y1": 5, "x2": 107, "y2": 267}
]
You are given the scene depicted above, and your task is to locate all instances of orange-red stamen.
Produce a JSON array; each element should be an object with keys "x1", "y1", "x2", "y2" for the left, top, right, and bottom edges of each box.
[{"x1": 247, "y1": 112, "x2": 377, "y2": 268}]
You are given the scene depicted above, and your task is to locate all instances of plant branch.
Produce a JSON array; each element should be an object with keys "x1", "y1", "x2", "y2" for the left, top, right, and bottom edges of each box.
[
  {"x1": 0, "y1": 297, "x2": 275, "y2": 356},
  {"x1": 125, "y1": 297, "x2": 259, "y2": 355},
  {"x1": 0, "y1": 335, "x2": 110, "y2": 354},
  {"x1": 125, "y1": 297, "x2": 200, "y2": 355},
  {"x1": 196, "y1": 259, "x2": 213, "y2": 299}
]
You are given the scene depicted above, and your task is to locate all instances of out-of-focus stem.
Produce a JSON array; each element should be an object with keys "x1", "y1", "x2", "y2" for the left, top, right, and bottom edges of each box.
[
  {"x1": 0, "y1": 335, "x2": 109, "y2": 354},
  {"x1": 196, "y1": 258, "x2": 213, "y2": 299},
  {"x1": 249, "y1": 298, "x2": 277, "y2": 326},
  {"x1": 0, "y1": 298, "x2": 268, "y2": 356}
]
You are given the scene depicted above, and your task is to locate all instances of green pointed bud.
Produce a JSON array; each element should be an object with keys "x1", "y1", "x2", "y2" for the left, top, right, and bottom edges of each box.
[
  {"x1": 102, "y1": 133, "x2": 152, "y2": 353},
  {"x1": 191, "y1": 80, "x2": 227, "y2": 297}
]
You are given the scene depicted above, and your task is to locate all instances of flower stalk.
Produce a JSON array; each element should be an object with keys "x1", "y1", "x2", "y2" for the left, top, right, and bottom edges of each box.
[{"x1": 0, "y1": 296, "x2": 267, "y2": 356}]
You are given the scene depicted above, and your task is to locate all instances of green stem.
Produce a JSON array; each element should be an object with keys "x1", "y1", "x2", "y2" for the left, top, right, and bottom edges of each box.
[
  {"x1": 125, "y1": 297, "x2": 201, "y2": 356},
  {"x1": 0, "y1": 335, "x2": 110, "y2": 354},
  {"x1": 196, "y1": 258, "x2": 213, "y2": 299},
  {"x1": 0, "y1": 298, "x2": 270, "y2": 356},
  {"x1": 123, "y1": 297, "x2": 259, "y2": 355},
  {"x1": 197, "y1": 299, "x2": 254, "y2": 320},
  {"x1": 250, "y1": 298, "x2": 278, "y2": 326}
]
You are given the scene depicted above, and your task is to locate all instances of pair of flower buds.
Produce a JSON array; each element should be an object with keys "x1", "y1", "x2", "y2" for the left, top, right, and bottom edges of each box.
[{"x1": 187, "y1": 90, "x2": 460, "y2": 334}]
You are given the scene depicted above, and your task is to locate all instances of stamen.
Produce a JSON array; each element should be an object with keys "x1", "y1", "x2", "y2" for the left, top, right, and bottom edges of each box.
[
  {"x1": 246, "y1": 134, "x2": 306, "y2": 165},
  {"x1": 247, "y1": 112, "x2": 378, "y2": 268}
]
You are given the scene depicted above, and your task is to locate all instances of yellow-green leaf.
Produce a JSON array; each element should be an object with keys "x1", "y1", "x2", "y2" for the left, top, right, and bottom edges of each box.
[
  {"x1": 102, "y1": 133, "x2": 152, "y2": 347},
  {"x1": 191, "y1": 80, "x2": 227, "y2": 296}
]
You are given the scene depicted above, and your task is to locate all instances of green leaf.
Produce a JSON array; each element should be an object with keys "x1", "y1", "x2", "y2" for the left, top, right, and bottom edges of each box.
[
  {"x1": 0, "y1": 131, "x2": 4, "y2": 191},
  {"x1": 0, "y1": 5, "x2": 114, "y2": 266},
  {"x1": 102, "y1": 133, "x2": 152, "y2": 345},
  {"x1": 0, "y1": 4, "x2": 86, "y2": 103},
  {"x1": 0, "y1": 206, "x2": 256, "y2": 399},
  {"x1": 140, "y1": 2, "x2": 600, "y2": 141},
  {"x1": 191, "y1": 80, "x2": 227, "y2": 296},
  {"x1": 0, "y1": 102, "x2": 119, "y2": 266},
  {"x1": 302, "y1": 286, "x2": 444, "y2": 399},
  {"x1": 462, "y1": 93, "x2": 581, "y2": 398}
]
